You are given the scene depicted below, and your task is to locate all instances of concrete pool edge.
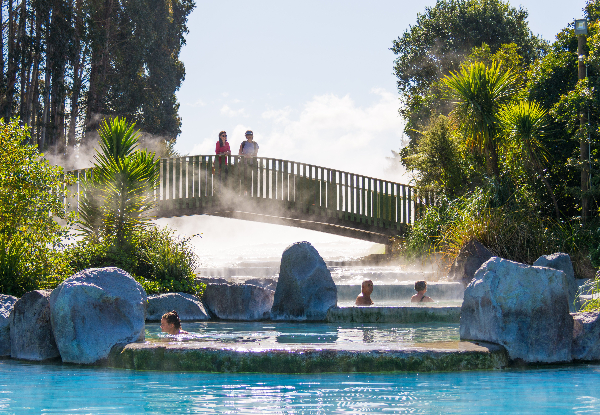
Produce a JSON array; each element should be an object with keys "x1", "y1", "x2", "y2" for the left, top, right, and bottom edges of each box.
[
  {"x1": 106, "y1": 341, "x2": 509, "y2": 373},
  {"x1": 326, "y1": 306, "x2": 461, "y2": 323}
]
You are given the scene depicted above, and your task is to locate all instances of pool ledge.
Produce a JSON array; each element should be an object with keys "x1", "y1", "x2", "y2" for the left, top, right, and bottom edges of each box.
[
  {"x1": 107, "y1": 340, "x2": 508, "y2": 373},
  {"x1": 326, "y1": 306, "x2": 461, "y2": 324}
]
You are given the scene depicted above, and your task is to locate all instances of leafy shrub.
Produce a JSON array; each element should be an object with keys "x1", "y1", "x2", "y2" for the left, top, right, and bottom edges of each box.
[
  {"x1": 0, "y1": 119, "x2": 72, "y2": 296},
  {"x1": 401, "y1": 184, "x2": 599, "y2": 279},
  {"x1": 57, "y1": 226, "x2": 204, "y2": 296}
]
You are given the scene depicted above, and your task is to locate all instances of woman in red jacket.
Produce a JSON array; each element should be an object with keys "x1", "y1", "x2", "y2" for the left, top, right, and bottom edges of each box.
[{"x1": 215, "y1": 131, "x2": 231, "y2": 186}]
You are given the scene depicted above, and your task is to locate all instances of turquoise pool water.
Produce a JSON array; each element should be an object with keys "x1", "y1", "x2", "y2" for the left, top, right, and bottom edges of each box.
[
  {"x1": 145, "y1": 321, "x2": 460, "y2": 347},
  {"x1": 1, "y1": 360, "x2": 599, "y2": 413}
]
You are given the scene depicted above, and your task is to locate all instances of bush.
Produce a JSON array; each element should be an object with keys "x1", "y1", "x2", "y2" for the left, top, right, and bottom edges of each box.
[
  {"x1": 57, "y1": 225, "x2": 204, "y2": 296},
  {"x1": 401, "y1": 185, "x2": 599, "y2": 279},
  {"x1": 0, "y1": 119, "x2": 72, "y2": 296}
]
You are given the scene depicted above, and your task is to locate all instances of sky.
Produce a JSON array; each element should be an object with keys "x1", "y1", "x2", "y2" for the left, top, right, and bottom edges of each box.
[{"x1": 161, "y1": 0, "x2": 590, "y2": 267}]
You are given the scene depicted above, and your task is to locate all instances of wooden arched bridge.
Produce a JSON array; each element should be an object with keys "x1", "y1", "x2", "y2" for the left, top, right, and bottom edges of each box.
[{"x1": 67, "y1": 155, "x2": 429, "y2": 246}]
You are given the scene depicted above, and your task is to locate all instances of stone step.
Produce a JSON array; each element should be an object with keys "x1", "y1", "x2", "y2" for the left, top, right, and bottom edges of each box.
[{"x1": 327, "y1": 306, "x2": 461, "y2": 324}]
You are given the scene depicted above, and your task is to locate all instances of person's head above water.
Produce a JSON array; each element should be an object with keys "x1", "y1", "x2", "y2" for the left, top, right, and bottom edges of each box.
[
  {"x1": 411, "y1": 280, "x2": 433, "y2": 303},
  {"x1": 356, "y1": 279, "x2": 374, "y2": 306},
  {"x1": 161, "y1": 310, "x2": 182, "y2": 335},
  {"x1": 361, "y1": 280, "x2": 374, "y2": 295}
]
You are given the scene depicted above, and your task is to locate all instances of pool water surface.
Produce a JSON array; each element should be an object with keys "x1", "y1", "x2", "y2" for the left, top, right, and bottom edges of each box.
[
  {"x1": 1, "y1": 360, "x2": 599, "y2": 413},
  {"x1": 145, "y1": 321, "x2": 460, "y2": 348}
]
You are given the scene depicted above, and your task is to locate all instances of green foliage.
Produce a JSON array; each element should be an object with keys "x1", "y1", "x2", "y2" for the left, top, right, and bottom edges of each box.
[
  {"x1": 0, "y1": 119, "x2": 73, "y2": 296},
  {"x1": 401, "y1": 115, "x2": 473, "y2": 197},
  {"x1": 443, "y1": 61, "x2": 520, "y2": 177},
  {"x1": 499, "y1": 100, "x2": 560, "y2": 218},
  {"x1": 402, "y1": 185, "x2": 597, "y2": 278},
  {"x1": 79, "y1": 117, "x2": 160, "y2": 248},
  {"x1": 59, "y1": 226, "x2": 204, "y2": 296},
  {"x1": 392, "y1": 0, "x2": 546, "y2": 144},
  {"x1": 67, "y1": 116, "x2": 202, "y2": 296},
  {"x1": 87, "y1": 0, "x2": 195, "y2": 140}
]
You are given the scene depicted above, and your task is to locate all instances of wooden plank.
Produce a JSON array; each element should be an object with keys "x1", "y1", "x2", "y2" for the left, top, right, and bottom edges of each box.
[
  {"x1": 367, "y1": 178, "x2": 372, "y2": 225},
  {"x1": 396, "y1": 183, "x2": 401, "y2": 230},
  {"x1": 349, "y1": 173, "x2": 356, "y2": 222},
  {"x1": 252, "y1": 157, "x2": 259, "y2": 199},
  {"x1": 361, "y1": 176, "x2": 366, "y2": 224},
  {"x1": 193, "y1": 156, "x2": 199, "y2": 208},
  {"x1": 344, "y1": 172, "x2": 349, "y2": 221},
  {"x1": 161, "y1": 159, "x2": 167, "y2": 208},
  {"x1": 407, "y1": 187, "x2": 412, "y2": 225},
  {"x1": 374, "y1": 179, "x2": 380, "y2": 227},
  {"x1": 181, "y1": 157, "x2": 187, "y2": 208},
  {"x1": 168, "y1": 158, "x2": 174, "y2": 210}
]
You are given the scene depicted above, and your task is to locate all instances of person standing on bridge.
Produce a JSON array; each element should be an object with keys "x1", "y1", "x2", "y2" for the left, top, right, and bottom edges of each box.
[
  {"x1": 238, "y1": 130, "x2": 259, "y2": 159},
  {"x1": 238, "y1": 130, "x2": 259, "y2": 195},
  {"x1": 215, "y1": 131, "x2": 231, "y2": 187}
]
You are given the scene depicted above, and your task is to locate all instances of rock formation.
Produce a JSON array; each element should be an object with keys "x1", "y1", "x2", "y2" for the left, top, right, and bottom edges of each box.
[
  {"x1": 49, "y1": 267, "x2": 147, "y2": 364},
  {"x1": 533, "y1": 253, "x2": 579, "y2": 312},
  {"x1": 271, "y1": 241, "x2": 337, "y2": 320},
  {"x1": 448, "y1": 239, "x2": 494, "y2": 287},
  {"x1": 203, "y1": 283, "x2": 273, "y2": 320},
  {"x1": 0, "y1": 294, "x2": 17, "y2": 357},
  {"x1": 460, "y1": 257, "x2": 573, "y2": 363},
  {"x1": 572, "y1": 311, "x2": 600, "y2": 361},
  {"x1": 147, "y1": 292, "x2": 209, "y2": 321},
  {"x1": 10, "y1": 290, "x2": 60, "y2": 361}
]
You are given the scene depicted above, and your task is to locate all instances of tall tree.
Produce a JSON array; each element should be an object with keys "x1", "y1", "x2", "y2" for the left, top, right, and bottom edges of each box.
[
  {"x1": 392, "y1": 0, "x2": 545, "y2": 145},
  {"x1": 0, "y1": 0, "x2": 195, "y2": 157}
]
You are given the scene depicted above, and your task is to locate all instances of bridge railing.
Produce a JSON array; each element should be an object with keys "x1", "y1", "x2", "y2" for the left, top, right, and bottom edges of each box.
[
  {"x1": 64, "y1": 155, "x2": 430, "y2": 233},
  {"x1": 156, "y1": 155, "x2": 429, "y2": 231}
]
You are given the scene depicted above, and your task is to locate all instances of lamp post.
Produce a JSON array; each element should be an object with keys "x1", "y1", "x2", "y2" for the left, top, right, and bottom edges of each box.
[{"x1": 575, "y1": 19, "x2": 589, "y2": 222}]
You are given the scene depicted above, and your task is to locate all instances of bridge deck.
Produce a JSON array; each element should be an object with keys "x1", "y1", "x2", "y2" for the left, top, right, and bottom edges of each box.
[{"x1": 66, "y1": 155, "x2": 429, "y2": 244}]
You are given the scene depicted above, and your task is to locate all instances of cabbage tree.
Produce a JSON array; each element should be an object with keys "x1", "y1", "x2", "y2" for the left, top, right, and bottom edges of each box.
[
  {"x1": 499, "y1": 100, "x2": 559, "y2": 219},
  {"x1": 443, "y1": 61, "x2": 519, "y2": 178},
  {"x1": 79, "y1": 117, "x2": 160, "y2": 248}
]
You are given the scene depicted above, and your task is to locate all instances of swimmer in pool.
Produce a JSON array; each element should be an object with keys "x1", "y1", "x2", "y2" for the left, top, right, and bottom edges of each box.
[
  {"x1": 355, "y1": 280, "x2": 374, "y2": 306},
  {"x1": 411, "y1": 280, "x2": 434, "y2": 303},
  {"x1": 160, "y1": 310, "x2": 188, "y2": 335}
]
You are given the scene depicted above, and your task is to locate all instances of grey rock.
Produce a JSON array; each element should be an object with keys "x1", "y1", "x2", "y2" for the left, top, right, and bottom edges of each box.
[
  {"x1": 572, "y1": 312, "x2": 600, "y2": 361},
  {"x1": 271, "y1": 241, "x2": 337, "y2": 321},
  {"x1": 147, "y1": 292, "x2": 209, "y2": 321},
  {"x1": 460, "y1": 257, "x2": 573, "y2": 363},
  {"x1": 203, "y1": 283, "x2": 274, "y2": 320},
  {"x1": 10, "y1": 290, "x2": 60, "y2": 361},
  {"x1": 533, "y1": 253, "x2": 579, "y2": 312},
  {"x1": 449, "y1": 240, "x2": 494, "y2": 288},
  {"x1": 0, "y1": 294, "x2": 18, "y2": 357},
  {"x1": 49, "y1": 267, "x2": 147, "y2": 364}
]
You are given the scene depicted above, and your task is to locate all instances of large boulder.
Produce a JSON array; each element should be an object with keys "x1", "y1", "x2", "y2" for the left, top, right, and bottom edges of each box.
[
  {"x1": 572, "y1": 312, "x2": 600, "y2": 361},
  {"x1": 533, "y1": 253, "x2": 578, "y2": 312},
  {"x1": 49, "y1": 267, "x2": 147, "y2": 364},
  {"x1": 0, "y1": 294, "x2": 18, "y2": 357},
  {"x1": 147, "y1": 292, "x2": 209, "y2": 321},
  {"x1": 449, "y1": 240, "x2": 494, "y2": 288},
  {"x1": 271, "y1": 242, "x2": 337, "y2": 321},
  {"x1": 10, "y1": 290, "x2": 60, "y2": 361},
  {"x1": 460, "y1": 257, "x2": 573, "y2": 363},
  {"x1": 203, "y1": 283, "x2": 274, "y2": 320}
]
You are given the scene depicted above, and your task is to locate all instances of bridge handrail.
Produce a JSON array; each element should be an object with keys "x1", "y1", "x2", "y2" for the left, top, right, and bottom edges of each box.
[{"x1": 64, "y1": 154, "x2": 433, "y2": 237}]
